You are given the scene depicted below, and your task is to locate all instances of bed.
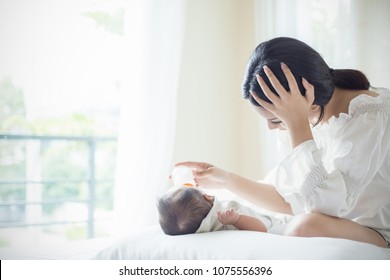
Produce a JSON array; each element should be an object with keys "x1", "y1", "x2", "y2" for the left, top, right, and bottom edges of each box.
[
  {"x1": 1, "y1": 191, "x2": 389, "y2": 260},
  {"x1": 93, "y1": 225, "x2": 390, "y2": 260},
  {"x1": 1, "y1": 225, "x2": 389, "y2": 260},
  {"x1": 93, "y1": 189, "x2": 390, "y2": 260},
  {"x1": 0, "y1": 237, "x2": 114, "y2": 260}
]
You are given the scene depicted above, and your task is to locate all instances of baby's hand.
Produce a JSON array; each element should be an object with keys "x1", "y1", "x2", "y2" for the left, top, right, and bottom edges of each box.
[{"x1": 217, "y1": 208, "x2": 240, "y2": 226}]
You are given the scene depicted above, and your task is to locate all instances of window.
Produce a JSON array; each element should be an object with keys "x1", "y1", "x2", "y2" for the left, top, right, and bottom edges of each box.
[{"x1": 0, "y1": 0, "x2": 125, "y2": 246}]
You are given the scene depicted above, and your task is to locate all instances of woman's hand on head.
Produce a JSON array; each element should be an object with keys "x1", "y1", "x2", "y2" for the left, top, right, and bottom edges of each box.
[
  {"x1": 251, "y1": 63, "x2": 315, "y2": 130},
  {"x1": 174, "y1": 161, "x2": 229, "y2": 189},
  {"x1": 251, "y1": 63, "x2": 315, "y2": 148}
]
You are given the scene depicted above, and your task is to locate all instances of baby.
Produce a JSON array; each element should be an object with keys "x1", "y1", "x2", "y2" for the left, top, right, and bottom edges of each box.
[{"x1": 157, "y1": 186, "x2": 269, "y2": 235}]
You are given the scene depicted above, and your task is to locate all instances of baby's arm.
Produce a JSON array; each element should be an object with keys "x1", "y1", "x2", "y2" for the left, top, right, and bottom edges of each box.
[{"x1": 218, "y1": 208, "x2": 267, "y2": 232}]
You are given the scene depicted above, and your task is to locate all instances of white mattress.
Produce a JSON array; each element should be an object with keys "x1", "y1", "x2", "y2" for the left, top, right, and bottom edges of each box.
[
  {"x1": 0, "y1": 237, "x2": 113, "y2": 260},
  {"x1": 94, "y1": 225, "x2": 390, "y2": 260},
  {"x1": 2, "y1": 225, "x2": 389, "y2": 260}
]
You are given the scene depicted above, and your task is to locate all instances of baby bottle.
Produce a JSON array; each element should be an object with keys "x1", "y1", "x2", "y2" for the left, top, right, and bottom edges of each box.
[{"x1": 171, "y1": 166, "x2": 196, "y2": 187}]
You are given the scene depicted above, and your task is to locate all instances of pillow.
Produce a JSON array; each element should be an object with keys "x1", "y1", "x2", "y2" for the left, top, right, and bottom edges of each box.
[{"x1": 94, "y1": 225, "x2": 390, "y2": 260}]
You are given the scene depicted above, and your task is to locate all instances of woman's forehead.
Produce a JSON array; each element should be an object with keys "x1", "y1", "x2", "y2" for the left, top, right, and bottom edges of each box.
[{"x1": 250, "y1": 102, "x2": 276, "y2": 119}]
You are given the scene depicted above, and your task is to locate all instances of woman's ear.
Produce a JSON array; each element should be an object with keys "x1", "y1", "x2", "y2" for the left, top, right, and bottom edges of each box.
[{"x1": 309, "y1": 104, "x2": 321, "y2": 125}]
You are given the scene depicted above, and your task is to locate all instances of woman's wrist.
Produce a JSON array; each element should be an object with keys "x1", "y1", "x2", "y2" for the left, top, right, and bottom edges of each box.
[
  {"x1": 224, "y1": 171, "x2": 238, "y2": 191},
  {"x1": 287, "y1": 121, "x2": 313, "y2": 148}
]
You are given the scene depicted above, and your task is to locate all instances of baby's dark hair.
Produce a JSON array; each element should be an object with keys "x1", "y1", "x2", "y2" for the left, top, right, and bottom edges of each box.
[
  {"x1": 157, "y1": 187, "x2": 212, "y2": 235},
  {"x1": 242, "y1": 37, "x2": 370, "y2": 124}
]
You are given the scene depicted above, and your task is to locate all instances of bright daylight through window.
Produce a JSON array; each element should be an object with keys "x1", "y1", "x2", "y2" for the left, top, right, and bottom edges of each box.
[{"x1": 0, "y1": 0, "x2": 124, "y2": 248}]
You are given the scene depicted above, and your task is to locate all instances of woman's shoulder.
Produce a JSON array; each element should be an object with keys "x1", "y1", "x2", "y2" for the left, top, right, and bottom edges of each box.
[
  {"x1": 314, "y1": 87, "x2": 390, "y2": 131},
  {"x1": 348, "y1": 87, "x2": 390, "y2": 117}
]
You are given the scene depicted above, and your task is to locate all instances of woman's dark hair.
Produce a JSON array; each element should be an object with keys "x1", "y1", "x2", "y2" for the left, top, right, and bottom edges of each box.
[
  {"x1": 157, "y1": 187, "x2": 212, "y2": 235},
  {"x1": 242, "y1": 37, "x2": 370, "y2": 124}
]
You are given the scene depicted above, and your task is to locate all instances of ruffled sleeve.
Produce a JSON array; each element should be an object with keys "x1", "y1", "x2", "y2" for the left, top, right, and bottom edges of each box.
[{"x1": 274, "y1": 90, "x2": 390, "y2": 216}]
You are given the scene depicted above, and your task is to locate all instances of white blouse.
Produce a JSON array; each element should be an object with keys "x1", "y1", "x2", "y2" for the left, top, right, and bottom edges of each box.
[{"x1": 274, "y1": 87, "x2": 390, "y2": 237}]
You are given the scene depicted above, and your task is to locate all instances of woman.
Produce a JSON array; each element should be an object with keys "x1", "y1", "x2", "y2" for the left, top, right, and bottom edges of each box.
[{"x1": 176, "y1": 37, "x2": 390, "y2": 248}]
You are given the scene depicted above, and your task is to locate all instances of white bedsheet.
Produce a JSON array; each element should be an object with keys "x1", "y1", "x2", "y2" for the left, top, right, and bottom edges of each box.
[
  {"x1": 94, "y1": 225, "x2": 390, "y2": 260},
  {"x1": 2, "y1": 225, "x2": 389, "y2": 260},
  {"x1": 0, "y1": 237, "x2": 113, "y2": 260}
]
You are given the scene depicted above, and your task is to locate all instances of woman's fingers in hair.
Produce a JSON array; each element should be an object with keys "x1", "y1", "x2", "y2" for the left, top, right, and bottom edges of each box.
[
  {"x1": 255, "y1": 74, "x2": 279, "y2": 107},
  {"x1": 262, "y1": 65, "x2": 289, "y2": 99},
  {"x1": 251, "y1": 91, "x2": 274, "y2": 112},
  {"x1": 280, "y1": 62, "x2": 300, "y2": 95}
]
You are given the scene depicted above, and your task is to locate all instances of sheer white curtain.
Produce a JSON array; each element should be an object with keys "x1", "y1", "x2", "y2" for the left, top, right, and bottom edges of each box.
[
  {"x1": 114, "y1": 0, "x2": 186, "y2": 235},
  {"x1": 254, "y1": 0, "x2": 358, "y2": 66}
]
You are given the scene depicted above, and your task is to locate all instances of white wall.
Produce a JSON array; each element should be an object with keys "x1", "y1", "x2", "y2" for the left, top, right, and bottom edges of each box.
[
  {"x1": 354, "y1": 0, "x2": 390, "y2": 89},
  {"x1": 172, "y1": 0, "x2": 264, "y2": 180}
]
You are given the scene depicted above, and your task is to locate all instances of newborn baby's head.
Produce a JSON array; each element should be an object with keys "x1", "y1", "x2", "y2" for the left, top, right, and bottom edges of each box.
[{"x1": 157, "y1": 187, "x2": 214, "y2": 235}]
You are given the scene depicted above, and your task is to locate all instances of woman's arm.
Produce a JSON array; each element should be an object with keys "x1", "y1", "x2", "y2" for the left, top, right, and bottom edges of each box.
[
  {"x1": 225, "y1": 172, "x2": 292, "y2": 215},
  {"x1": 175, "y1": 162, "x2": 292, "y2": 215}
]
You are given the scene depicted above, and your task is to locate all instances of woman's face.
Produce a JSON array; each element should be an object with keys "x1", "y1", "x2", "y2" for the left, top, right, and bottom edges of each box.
[{"x1": 249, "y1": 99, "x2": 321, "y2": 130}]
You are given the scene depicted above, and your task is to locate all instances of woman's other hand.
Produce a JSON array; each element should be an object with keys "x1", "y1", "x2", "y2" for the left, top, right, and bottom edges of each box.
[{"x1": 173, "y1": 161, "x2": 229, "y2": 189}]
